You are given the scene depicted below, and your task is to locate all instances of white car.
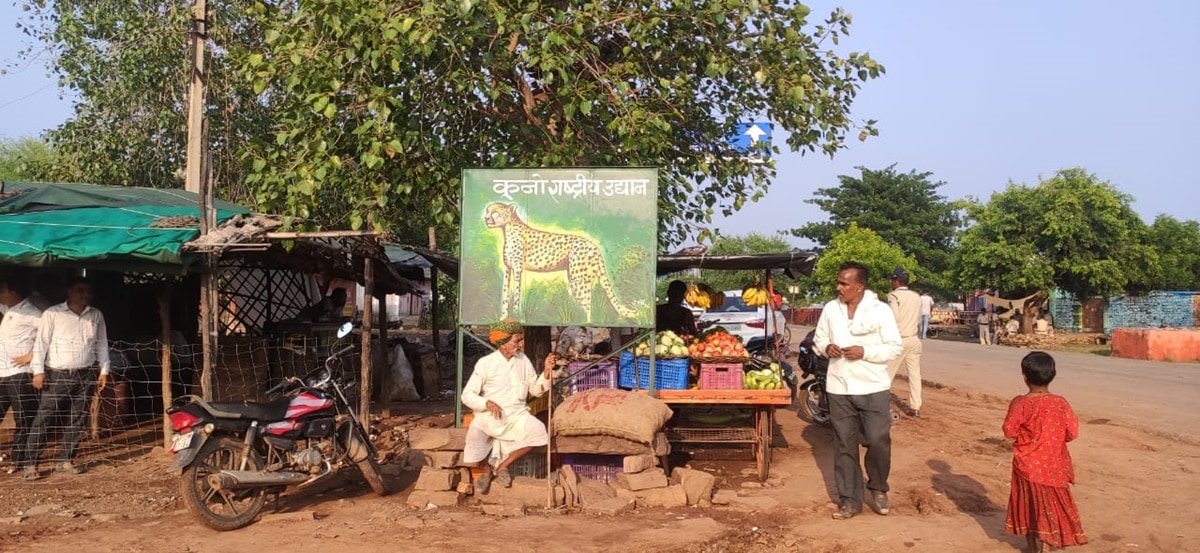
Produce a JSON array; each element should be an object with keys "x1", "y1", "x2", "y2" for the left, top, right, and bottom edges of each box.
[{"x1": 697, "y1": 290, "x2": 787, "y2": 343}]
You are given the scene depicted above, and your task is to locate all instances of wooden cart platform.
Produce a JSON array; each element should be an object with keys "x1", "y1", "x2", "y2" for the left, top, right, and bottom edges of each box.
[{"x1": 655, "y1": 388, "x2": 790, "y2": 481}]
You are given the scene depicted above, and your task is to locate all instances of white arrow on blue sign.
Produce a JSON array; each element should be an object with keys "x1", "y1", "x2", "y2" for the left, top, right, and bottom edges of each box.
[{"x1": 728, "y1": 122, "x2": 773, "y2": 156}]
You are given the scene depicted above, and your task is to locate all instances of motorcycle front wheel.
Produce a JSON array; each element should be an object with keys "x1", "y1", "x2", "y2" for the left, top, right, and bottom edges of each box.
[
  {"x1": 344, "y1": 423, "x2": 389, "y2": 496},
  {"x1": 799, "y1": 381, "x2": 833, "y2": 427},
  {"x1": 180, "y1": 436, "x2": 266, "y2": 531}
]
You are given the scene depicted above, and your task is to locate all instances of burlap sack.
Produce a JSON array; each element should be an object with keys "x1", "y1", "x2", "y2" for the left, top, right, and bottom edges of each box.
[{"x1": 553, "y1": 388, "x2": 673, "y2": 445}]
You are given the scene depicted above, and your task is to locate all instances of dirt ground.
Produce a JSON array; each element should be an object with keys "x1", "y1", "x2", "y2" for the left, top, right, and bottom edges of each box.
[{"x1": 0, "y1": 332, "x2": 1197, "y2": 553}]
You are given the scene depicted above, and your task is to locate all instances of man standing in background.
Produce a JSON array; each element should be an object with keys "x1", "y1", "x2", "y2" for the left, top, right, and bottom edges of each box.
[
  {"x1": 25, "y1": 277, "x2": 110, "y2": 478},
  {"x1": 886, "y1": 268, "x2": 924, "y2": 419},
  {"x1": 0, "y1": 276, "x2": 42, "y2": 478},
  {"x1": 918, "y1": 291, "x2": 934, "y2": 339}
]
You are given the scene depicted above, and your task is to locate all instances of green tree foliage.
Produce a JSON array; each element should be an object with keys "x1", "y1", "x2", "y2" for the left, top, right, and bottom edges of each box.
[
  {"x1": 789, "y1": 164, "x2": 962, "y2": 294},
  {"x1": 954, "y1": 168, "x2": 1158, "y2": 300},
  {"x1": 1146, "y1": 215, "x2": 1200, "y2": 290},
  {"x1": 0, "y1": 136, "x2": 56, "y2": 181},
  {"x1": 238, "y1": 1, "x2": 884, "y2": 244},
  {"x1": 811, "y1": 222, "x2": 914, "y2": 299},
  {"x1": 18, "y1": 0, "x2": 270, "y2": 203}
]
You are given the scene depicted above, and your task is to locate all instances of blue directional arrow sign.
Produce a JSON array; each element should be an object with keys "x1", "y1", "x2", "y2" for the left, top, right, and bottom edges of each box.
[{"x1": 728, "y1": 122, "x2": 773, "y2": 157}]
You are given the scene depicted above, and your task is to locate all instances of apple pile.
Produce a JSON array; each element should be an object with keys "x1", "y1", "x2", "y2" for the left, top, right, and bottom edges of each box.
[{"x1": 687, "y1": 331, "x2": 748, "y2": 359}]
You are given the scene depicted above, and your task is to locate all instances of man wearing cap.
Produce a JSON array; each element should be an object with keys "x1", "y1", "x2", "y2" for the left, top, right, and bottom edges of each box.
[
  {"x1": 461, "y1": 320, "x2": 558, "y2": 494},
  {"x1": 885, "y1": 267, "x2": 924, "y2": 418}
]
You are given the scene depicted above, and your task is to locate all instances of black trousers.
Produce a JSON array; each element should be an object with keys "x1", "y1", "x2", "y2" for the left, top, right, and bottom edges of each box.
[
  {"x1": 0, "y1": 372, "x2": 39, "y2": 465},
  {"x1": 828, "y1": 389, "x2": 892, "y2": 509},
  {"x1": 24, "y1": 369, "x2": 98, "y2": 467}
]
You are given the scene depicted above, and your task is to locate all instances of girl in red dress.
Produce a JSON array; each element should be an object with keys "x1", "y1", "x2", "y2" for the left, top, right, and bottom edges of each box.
[{"x1": 1004, "y1": 351, "x2": 1088, "y2": 552}]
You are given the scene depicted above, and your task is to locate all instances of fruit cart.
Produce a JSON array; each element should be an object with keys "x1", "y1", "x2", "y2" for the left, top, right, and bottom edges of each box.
[{"x1": 655, "y1": 387, "x2": 792, "y2": 482}]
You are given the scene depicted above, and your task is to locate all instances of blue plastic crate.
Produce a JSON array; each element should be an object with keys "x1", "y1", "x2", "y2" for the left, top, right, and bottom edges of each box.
[
  {"x1": 618, "y1": 350, "x2": 690, "y2": 390},
  {"x1": 561, "y1": 453, "x2": 623, "y2": 483},
  {"x1": 567, "y1": 361, "x2": 618, "y2": 394}
]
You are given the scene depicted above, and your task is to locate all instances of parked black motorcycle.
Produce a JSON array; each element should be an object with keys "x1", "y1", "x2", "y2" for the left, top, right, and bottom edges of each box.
[
  {"x1": 795, "y1": 330, "x2": 831, "y2": 425},
  {"x1": 166, "y1": 323, "x2": 387, "y2": 531}
]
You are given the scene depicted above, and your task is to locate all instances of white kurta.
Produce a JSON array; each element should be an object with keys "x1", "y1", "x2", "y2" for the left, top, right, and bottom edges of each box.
[{"x1": 461, "y1": 350, "x2": 551, "y2": 465}]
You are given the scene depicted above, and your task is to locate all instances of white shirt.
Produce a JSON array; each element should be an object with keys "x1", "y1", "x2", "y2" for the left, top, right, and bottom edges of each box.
[
  {"x1": 813, "y1": 290, "x2": 903, "y2": 396},
  {"x1": 0, "y1": 299, "x2": 42, "y2": 377},
  {"x1": 31, "y1": 302, "x2": 111, "y2": 376},
  {"x1": 919, "y1": 294, "x2": 934, "y2": 317},
  {"x1": 462, "y1": 350, "x2": 550, "y2": 415}
]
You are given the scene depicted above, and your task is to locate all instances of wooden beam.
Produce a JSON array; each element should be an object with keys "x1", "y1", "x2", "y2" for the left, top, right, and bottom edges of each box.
[
  {"x1": 265, "y1": 230, "x2": 381, "y2": 240},
  {"x1": 359, "y1": 250, "x2": 375, "y2": 425},
  {"x1": 379, "y1": 292, "x2": 391, "y2": 418},
  {"x1": 158, "y1": 282, "x2": 175, "y2": 448}
]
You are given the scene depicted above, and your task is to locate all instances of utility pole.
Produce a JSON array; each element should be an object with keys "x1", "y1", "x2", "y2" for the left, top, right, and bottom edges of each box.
[{"x1": 184, "y1": 0, "x2": 207, "y2": 194}]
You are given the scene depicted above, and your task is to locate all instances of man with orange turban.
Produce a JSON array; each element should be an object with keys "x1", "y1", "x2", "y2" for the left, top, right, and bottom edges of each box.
[{"x1": 461, "y1": 320, "x2": 558, "y2": 494}]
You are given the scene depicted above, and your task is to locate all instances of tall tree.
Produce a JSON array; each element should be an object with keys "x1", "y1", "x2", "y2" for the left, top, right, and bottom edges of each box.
[
  {"x1": 954, "y1": 168, "x2": 1158, "y2": 300},
  {"x1": 789, "y1": 164, "x2": 962, "y2": 293},
  {"x1": 18, "y1": 0, "x2": 271, "y2": 203},
  {"x1": 1146, "y1": 215, "x2": 1200, "y2": 290},
  {"x1": 238, "y1": 1, "x2": 884, "y2": 244},
  {"x1": 810, "y1": 222, "x2": 915, "y2": 299},
  {"x1": 0, "y1": 136, "x2": 56, "y2": 181}
]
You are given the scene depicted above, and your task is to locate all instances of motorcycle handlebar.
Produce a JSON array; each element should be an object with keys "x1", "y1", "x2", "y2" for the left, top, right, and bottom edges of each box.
[{"x1": 265, "y1": 376, "x2": 299, "y2": 397}]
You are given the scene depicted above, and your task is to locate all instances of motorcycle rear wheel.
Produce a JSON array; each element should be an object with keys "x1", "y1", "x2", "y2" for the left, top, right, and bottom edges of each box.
[
  {"x1": 180, "y1": 436, "x2": 266, "y2": 531},
  {"x1": 799, "y1": 382, "x2": 832, "y2": 426},
  {"x1": 345, "y1": 424, "x2": 389, "y2": 496}
]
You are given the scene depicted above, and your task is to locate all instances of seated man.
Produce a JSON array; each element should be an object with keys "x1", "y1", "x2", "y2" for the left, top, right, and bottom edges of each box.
[
  {"x1": 461, "y1": 320, "x2": 557, "y2": 494},
  {"x1": 656, "y1": 280, "x2": 698, "y2": 337}
]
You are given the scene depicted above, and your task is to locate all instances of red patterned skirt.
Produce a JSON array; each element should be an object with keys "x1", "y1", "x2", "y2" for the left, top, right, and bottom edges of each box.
[{"x1": 1005, "y1": 471, "x2": 1088, "y2": 547}]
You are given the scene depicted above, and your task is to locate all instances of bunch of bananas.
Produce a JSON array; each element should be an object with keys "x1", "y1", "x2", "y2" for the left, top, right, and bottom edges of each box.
[
  {"x1": 684, "y1": 283, "x2": 725, "y2": 310},
  {"x1": 742, "y1": 284, "x2": 770, "y2": 307}
]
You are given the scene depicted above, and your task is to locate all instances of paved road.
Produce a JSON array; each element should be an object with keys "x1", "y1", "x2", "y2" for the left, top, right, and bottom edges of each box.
[{"x1": 787, "y1": 325, "x2": 1200, "y2": 441}]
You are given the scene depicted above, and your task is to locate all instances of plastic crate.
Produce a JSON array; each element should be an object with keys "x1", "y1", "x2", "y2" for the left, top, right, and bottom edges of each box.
[
  {"x1": 561, "y1": 453, "x2": 624, "y2": 483},
  {"x1": 567, "y1": 361, "x2": 618, "y2": 394},
  {"x1": 510, "y1": 450, "x2": 548, "y2": 478},
  {"x1": 618, "y1": 351, "x2": 690, "y2": 390},
  {"x1": 698, "y1": 362, "x2": 745, "y2": 390}
]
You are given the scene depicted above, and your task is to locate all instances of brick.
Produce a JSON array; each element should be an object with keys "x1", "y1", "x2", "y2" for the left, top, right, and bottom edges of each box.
[
  {"x1": 634, "y1": 484, "x2": 687, "y2": 508},
  {"x1": 422, "y1": 450, "x2": 461, "y2": 469},
  {"x1": 670, "y1": 467, "x2": 715, "y2": 506},
  {"x1": 614, "y1": 487, "x2": 638, "y2": 502},
  {"x1": 413, "y1": 466, "x2": 460, "y2": 491},
  {"x1": 406, "y1": 490, "x2": 462, "y2": 509},
  {"x1": 481, "y1": 504, "x2": 526, "y2": 517},
  {"x1": 613, "y1": 467, "x2": 668, "y2": 491},
  {"x1": 476, "y1": 476, "x2": 563, "y2": 508},
  {"x1": 576, "y1": 478, "x2": 617, "y2": 506},
  {"x1": 407, "y1": 428, "x2": 467, "y2": 451},
  {"x1": 587, "y1": 497, "x2": 636, "y2": 516},
  {"x1": 711, "y1": 489, "x2": 736, "y2": 505},
  {"x1": 622, "y1": 454, "x2": 658, "y2": 473}
]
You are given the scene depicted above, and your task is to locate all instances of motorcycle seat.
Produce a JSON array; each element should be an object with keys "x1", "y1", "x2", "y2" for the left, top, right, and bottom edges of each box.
[{"x1": 205, "y1": 397, "x2": 292, "y2": 421}]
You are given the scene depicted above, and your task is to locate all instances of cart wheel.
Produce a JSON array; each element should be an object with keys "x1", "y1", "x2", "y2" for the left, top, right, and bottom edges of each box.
[{"x1": 755, "y1": 409, "x2": 772, "y2": 482}]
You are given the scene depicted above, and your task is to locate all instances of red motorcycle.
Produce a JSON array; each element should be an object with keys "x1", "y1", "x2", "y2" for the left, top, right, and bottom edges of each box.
[{"x1": 166, "y1": 324, "x2": 387, "y2": 530}]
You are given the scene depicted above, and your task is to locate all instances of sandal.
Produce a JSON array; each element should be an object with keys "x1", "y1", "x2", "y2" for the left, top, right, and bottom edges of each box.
[
  {"x1": 495, "y1": 467, "x2": 513, "y2": 488},
  {"x1": 22, "y1": 467, "x2": 40, "y2": 481},
  {"x1": 475, "y1": 471, "x2": 492, "y2": 495}
]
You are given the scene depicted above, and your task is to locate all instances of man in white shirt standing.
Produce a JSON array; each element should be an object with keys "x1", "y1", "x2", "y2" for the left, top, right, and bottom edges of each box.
[
  {"x1": 25, "y1": 277, "x2": 110, "y2": 478},
  {"x1": 814, "y1": 262, "x2": 903, "y2": 520},
  {"x1": 886, "y1": 268, "x2": 924, "y2": 418},
  {"x1": 918, "y1": 291, "x2": 934, "y2": 339},
  {"x1": 0, "y1": 276, "x2": 42, "y2": 477}
]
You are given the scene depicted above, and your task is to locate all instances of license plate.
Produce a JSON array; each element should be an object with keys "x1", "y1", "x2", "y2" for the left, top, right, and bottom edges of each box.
[{"x1": 171, "y1": 432, "x2": 194, "y2": 452}]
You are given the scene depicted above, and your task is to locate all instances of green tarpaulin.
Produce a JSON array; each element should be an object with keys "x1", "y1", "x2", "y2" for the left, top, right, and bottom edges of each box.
[{"x1": 0, "y1": 181, "x2": 248, "y2": 271}]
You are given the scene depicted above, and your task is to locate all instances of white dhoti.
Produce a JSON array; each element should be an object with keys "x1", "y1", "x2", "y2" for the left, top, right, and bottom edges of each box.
[{"x1": 462, "y1": 409, "x2": 548, "y2": 466}]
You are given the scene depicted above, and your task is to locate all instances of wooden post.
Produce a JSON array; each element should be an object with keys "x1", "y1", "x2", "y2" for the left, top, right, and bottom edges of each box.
[
  {"x1": 379, "y1": 292, "x2": 391, "y2": 418},
  {"x1": 428, "y1": 227, "x2": 439, "y2": 351},
  {"x1": 183, "y1": 0, "x2": 207, "y2": 194},
  {"x1": 359, "y1": 252, "x2": 375, "y2": 425},
  {"x1": 159, "y1": 282, "x2": 175, "y2": 448}
]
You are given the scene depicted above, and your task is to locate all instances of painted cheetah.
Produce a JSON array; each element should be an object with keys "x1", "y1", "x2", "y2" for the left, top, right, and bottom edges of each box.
[{"x1": 483, "y1": 202, "x2": 637, "y2": 322}]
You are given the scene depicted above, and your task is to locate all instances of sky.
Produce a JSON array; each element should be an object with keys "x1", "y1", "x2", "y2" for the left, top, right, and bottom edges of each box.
[{"x1": 2, "y1": 1, "x2": 1198, "y2": 248}]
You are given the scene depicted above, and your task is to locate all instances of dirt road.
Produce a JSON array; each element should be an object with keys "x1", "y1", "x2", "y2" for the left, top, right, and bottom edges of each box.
[{"x1": 1, "y1": 330, "x2": 1197, "y2": 553}]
